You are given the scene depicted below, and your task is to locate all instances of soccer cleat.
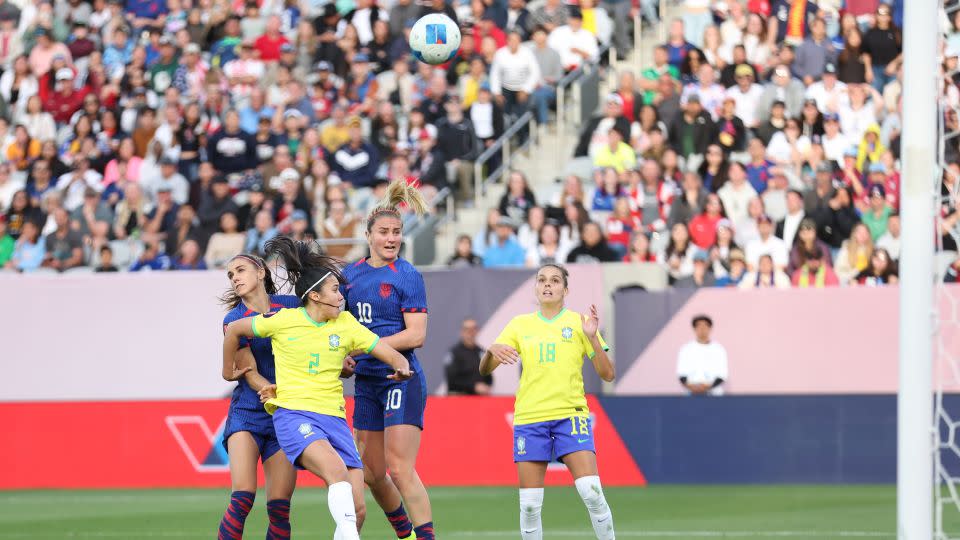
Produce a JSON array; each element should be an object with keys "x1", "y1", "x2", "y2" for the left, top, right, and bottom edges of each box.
[{"x1": 398, "y1": 536, "x2": 414, "y2": 540}]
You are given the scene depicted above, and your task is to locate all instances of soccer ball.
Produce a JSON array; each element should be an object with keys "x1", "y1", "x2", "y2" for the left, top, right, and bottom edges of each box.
[{"x1": 408, "y1": 13, "x2": 461, "y2": 65}]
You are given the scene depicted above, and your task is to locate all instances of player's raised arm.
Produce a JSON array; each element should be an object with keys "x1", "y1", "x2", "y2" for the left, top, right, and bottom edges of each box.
[
  {"x1": 581, "y1": 304, "x2": 615, "y2": 382},
  {"x1": 222, "y1": 318, "x2": 255, "y2": 381}
]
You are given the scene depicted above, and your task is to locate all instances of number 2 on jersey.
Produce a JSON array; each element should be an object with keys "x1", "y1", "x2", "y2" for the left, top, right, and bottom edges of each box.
[
  {"x1": 308, "y1": 353, "x2": 320, "y2": 375},
  {"x1": 356, "y1": 302, "x2": 373, "y2": 323}
]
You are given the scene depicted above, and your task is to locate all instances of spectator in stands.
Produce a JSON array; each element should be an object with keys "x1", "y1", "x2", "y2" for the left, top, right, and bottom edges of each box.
[
  {"x1": 529, "y1": 0, "x2": 568, "y2": 35},
  {"x1": 437, "y1": 95, "x2": 480, "y2": 202},
  {"x1": 197, "y1": 176, "x2": 239, "y2": 240},
  {"x1": 791, "y1": 245, "x2": 840, "y2": 287},
  {"x1": 490, "y1": 29, "x2": 540, "y2": 119},
  {"x1": 745, "y1": 214, "x2": 789, "y2": 271},
  {"x1": 5, "y1": 220, "x2": 44, "y2": 272},
  {"x1": 713, "y1": 97, "x2": 748, "y2": 154},
  {"x1": 604, "y1": 197, "x2": 639, "y2": 257},
  {"x1": 794, "y1": 17, "x2": 836, "y2": 86},
  {"x1": 860, "y1": 183, "x2": 892, "y2": 240},
  {"x1": 0, "y1": 216, "x2": 13, "y2": 267},
  {"x1": 473, "y1": 208, "x2": 501, "y2": 257},
  {"x1": 498, "y1": 171, "x2": 537, "y2": 225},
  {"x1": 876, "y1": 212, "x2": 900, "y2": 260},
  {"x1": 589, "y1": 167, "x2": 627, "y2": 213},
  {"x1": 715, "y1": 247, "x2": 747, "y2": 287},
  {"x1": 56, "y1": 157, "x2": 102, "y2": 212},
  {"x1": 718, "y1": 161, "x2": 758, "y2": 226},
  {"x1": 675, "y1": 250, "x2": 716, "y2": 288},
  {"x1": 593, "y1": 128, "x2": 636, "y2": 174},
  {"x1": 144, "y1": 156, "x2": 189, "y2": 205},
  {"x1": 445, "y1": 318, "x2": 492, "y2": 395},
  {"x1": 547, "y1": 7, "x2": 597, "y2": 72},
  {"x1": 130, "y1": 240, "x2": 172, "y2": 271},
  {"x1": 517, "y1": 205, "x2": 545, "y2": 253},
  {"x1": 484, "y1": 215, "x2": 526, "y2": 268},
  {"x1": 677, "y1": 314, "x2": 728, "y2": 396},
  {"x1": 172, "y1": 239, "x2": 207, "y2": 270},
  {"x1": 864, "y1": 4, "x2": 902, "y2": 92},
  {"x1": 449, "y1": 234, "x2": 483, "y2": 268},
  {"x1": 669, "y1": 94, "x2": 713, "y2": 160},
  {"x1": 528, "y1": 26, "x2": 562, "y2": 125},
  {"x1": 566, "y1": 221, "x2": 618, "y2": 263},
  {"x1": 41, "y1": 208, "x2": 83, "y2": 272},
  {"x1": 688, "y1": 193, "x2": 725, "y2": 250},
  {"x1": 668, "y1": 172, "x2": 707, "y2": 230},
  {"x1": 698, "y1": 144, "x2": 730, "y2": 192},
  {"x1": 852, "y1": 247, "x2": 898, "y2": 286},
  {"x1": 661, "y1": 222, "x2": 695, "y2": 282},
  {"x1": 526, "y1": 221, "x2": 570, "y2": 267},
  {"x1": 574, "y1": 93, "x2": 630, "y2": 158},
  {"x1": 756, "y1": 65, "x2": 807, "y2": 123},
  {"x1": 333, "y1": 117, "x2": 381, "y2": 188},
  {"x1": 321, "y1": 201, "x2": 362, "y2": 260},
  {"x1": 740, "y1": 253, "x2": 791, "y2": 289},
  {"x1": 710, "y1": 219, "x2": 739, "y2": 277},
  {"x1": 245, "y1": 209, "x2": 279, "y2": 257},
  {"x1": 623, "y1": 231, "x2": 656, "y2": 263},
  {"x1": 205, "y1": 212, "x2": 245, "y2": 269},
  {"x1": 835, "y1": 222, "x2": 874, "y2": 284}
]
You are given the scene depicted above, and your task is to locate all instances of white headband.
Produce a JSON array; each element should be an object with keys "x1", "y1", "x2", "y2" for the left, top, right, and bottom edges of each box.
[{"x1": 300, "y1": 271, "x2": 332, "y2": 300}]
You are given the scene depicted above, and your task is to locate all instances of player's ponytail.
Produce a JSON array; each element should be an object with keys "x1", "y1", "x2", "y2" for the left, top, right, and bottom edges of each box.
[
  {"x1": 264, "y1": 236, "x2": 347, "y2": 304},
  {"x1": 365, "y1": 179, "x2": 429, "y2": 232},
  {"x1": 220, "y1": 253, "x2": 275, "y2": 309}
]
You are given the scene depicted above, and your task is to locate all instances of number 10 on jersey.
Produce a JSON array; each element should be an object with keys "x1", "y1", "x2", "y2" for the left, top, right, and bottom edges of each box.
[{"x1": 356, "y1": 302, "x2": 373, "y2": 323}]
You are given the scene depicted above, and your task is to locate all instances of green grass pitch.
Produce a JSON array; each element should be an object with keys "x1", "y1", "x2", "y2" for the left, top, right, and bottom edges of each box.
[{"x1": 0, "y1": 485, "x2": 934, "y2": 539}]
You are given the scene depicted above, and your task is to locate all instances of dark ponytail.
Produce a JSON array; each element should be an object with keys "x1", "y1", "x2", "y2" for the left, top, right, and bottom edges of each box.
[
  {"x1": 220, "y1": 254, "x2": 277, "y2": 309},
  {"x1": 264, "y1": 236, "x2": 347, "y2": 304}
]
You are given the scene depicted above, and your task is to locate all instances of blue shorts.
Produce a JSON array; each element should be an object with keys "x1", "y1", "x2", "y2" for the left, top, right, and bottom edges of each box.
[
  {"x1": 222, "y1": 407, "x2": 283, "y2": 460},
  {"x1": 353, "y1": 371, "x2": 427, "y2": 431},
  {"x1": 272, "y1": 408, "x2": 363, "y2": 469},
  {"x1": 513, "y1": 416, "x2": 596, "y2": 463}
]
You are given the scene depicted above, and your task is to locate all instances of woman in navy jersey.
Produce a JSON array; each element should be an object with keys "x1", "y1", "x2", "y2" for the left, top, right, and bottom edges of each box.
[
  {"x1": 218, "y1": 253, "x2": 299, "y2": 540},
  {"x1": 341, "y1": 180, "x2": 434, "y2": 540}
]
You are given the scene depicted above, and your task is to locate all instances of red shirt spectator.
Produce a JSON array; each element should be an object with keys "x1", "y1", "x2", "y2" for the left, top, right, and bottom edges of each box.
[
  {"x1": 254, "y1": 16, "x2": 289, "y2": 62},
  {"x1": 687, "y1": 194, "x2": 725, "y2": 249},
  {"x1": 42, "y1": 68, "x2": 89, "y2": 124}
]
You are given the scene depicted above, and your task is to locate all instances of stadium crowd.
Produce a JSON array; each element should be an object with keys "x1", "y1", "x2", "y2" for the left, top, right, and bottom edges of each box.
[{"x1": 0, "y1": 0, "x2": 955, "y2": 288}]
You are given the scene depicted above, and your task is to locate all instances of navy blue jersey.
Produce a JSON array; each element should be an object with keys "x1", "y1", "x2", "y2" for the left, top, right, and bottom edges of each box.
[
  {"x1": 342, "y1": 257, "x2": 428, "y2": 378},
  {"x1": 222, "y1": 294, "x2": 301, "y2": 412}
]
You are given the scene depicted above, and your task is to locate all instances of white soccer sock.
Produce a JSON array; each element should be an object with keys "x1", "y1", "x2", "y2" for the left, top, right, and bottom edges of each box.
[
  {"x1": 574, "y1": 475, "x2": 615, "y2": 540},
  {"x1": 519, "y1": 487, "x2": 544, "y2": 540},
  {"x1": 328, "y1": 481, "x2": 359, "y2": 540}
]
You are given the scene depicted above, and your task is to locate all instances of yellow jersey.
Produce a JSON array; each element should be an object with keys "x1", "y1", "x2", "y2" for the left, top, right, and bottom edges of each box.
[
  {"x1": 252, "y1": 308, "x2": 379, "y2": 417},
  {"x1": 493, "y1": 309, "x2": 608, "y2": 425}
]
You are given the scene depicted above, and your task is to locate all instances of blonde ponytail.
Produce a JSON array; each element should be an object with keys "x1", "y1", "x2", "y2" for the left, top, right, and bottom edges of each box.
[{"x1": 365, "y1": 179, "x2": 429, "y2": 231}]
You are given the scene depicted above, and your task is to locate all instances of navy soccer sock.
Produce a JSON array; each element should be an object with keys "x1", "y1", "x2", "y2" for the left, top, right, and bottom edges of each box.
[
  {"x1": 414, "y1": 521, "x2": 435, "y2": 540},
  {"x1": 265, "y1": 498, "x2": 291, "y2": 540},
  {"x1": 386, "y1": 503, "x2": 414, "y2": 538},
  {"x1": 218, "y1": 490, "x2": 255, "y2": 540}
]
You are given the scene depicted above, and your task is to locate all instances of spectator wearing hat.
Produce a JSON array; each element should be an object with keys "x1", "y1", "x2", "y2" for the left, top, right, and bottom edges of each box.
[
  {"x1": 755, "y1": 64, "x2": 806, "y2": 124},
  {"x1": 676, "y1": 314, "x2": 727, "y2": 396},
  {"x1": 490, "y1": 29, "x2": 540, "y2": 119},
  {"x1": 805, "y1": 61, "x2": 847, "y2": 111},
  {"x1": 42, "y1": 68, "x2": 89, "y2": 125},
  {"x1": 791, "y1": 244, "x2": 840, "y2": 287},
  {"x1": 745, "y1": 214, "x2": 788, "y2": 271},
  {"x1": 668, "y1": 94, "x2": 714, "y2": 160},
  {"x1": 547, "y1": 6, "x2": 598, "y2": 72},
  {"x1": 860, "y1": 182, "x2": 892, "y2": 240},
  {"x1": 272, "y1": 167, "x2": 312, "y2": 230},
  {"x1": 28, "y1": 28, "x2": 72, "y2": 78},
  {"x1": 715, "y1": 247, "x2": 747, "y2": 287},
  {"x1": 674, "y1": 250, "x2": 716, "y2": 288},
  {"x1": 148, "y1": 35, "x2": 180, "y2": 94},
  {"x1": 573, "y1": 93, "x2": 630, "y2": 158},
  {"x1": 207, "y1": 110, "x2": 259, "y2": 175},
  {"x1": 333, "y1": 116, "x2": 381, "y2": 188},
  {"x1": 820, "y1": 112, "x2": 849, "y2": 165},
  {"x1": 67, "y1": 21, "x2": 96, "y2": 62},
  {"x1": 483, "y1": 216, "x2": 527, "y2": 267}
]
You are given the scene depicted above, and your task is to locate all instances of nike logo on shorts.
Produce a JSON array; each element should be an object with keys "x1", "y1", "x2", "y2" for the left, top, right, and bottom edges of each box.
[{"x1": 578, "y1": 438, "x2": 588, "y2": 443}]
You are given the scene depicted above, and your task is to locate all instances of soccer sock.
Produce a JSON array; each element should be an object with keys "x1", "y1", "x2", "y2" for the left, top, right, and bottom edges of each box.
[
  {"x1": 386, "y1": 503, "x2": 414, "y2": 539},
  {"x1": 265, "y1": 498, "x2": 291, "y2": 540},
  {"x1": 574, "y1": 476, "x2": 615, "y2": 540},
  {"x1": 519, "y1": 488, "x2": 544, "y2": 540},
  {"x1": 414, "y1": 521, "x2": 435, "y2": 539},
  {"x1": 327, "y1": 481, "x2": 360, "y2": 540},
  {"x1": 218, "y1": 490, "x2": 255, "y2": 540}
]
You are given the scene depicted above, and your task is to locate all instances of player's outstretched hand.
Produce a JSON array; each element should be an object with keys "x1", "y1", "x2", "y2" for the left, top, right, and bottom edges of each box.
[
  {"x1": 224, "y1": 366, "x2": 253, "y2": 381},
  {"x1": 581, "y1": 304, "x2": 600, "y2": 336},
  {"x1": 340, "y1": 356, "x2": 357, "y2": 379},
  {"x1": 258, "y1": 384, "x2": 277, "y2": 403},
  {"x1": 388, "y1": 368, "x2": 413, "y2": 381},
  {"x1": 489, "y1": 343, "x2": 520, "y2": 366}
]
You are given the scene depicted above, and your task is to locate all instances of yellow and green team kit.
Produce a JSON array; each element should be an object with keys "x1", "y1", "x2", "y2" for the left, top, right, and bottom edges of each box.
[
  {"x1": 252, "y1": 308, "x2": 379, "y2": 418},
  {"x1": 493, "y1": 309, "x2": 609, "y2": 426}
]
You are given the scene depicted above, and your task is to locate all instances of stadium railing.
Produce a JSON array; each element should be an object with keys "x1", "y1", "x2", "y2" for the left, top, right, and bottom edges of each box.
[{"x1": 472, "y1": 110, "x2": 536, "y2": 207}]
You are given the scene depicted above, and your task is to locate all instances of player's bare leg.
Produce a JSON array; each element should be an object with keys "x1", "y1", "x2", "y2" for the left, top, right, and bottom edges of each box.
[
  {"x1": 348, "y1": 468, "x2": 368, "y2": 531},
  {"x1": 384, "y1": 424, "x2": 435, "y2": 538},
  {"x1": 218, "y1": 433, "x2": 259, "y2": 540},
  {"x1": 299, "y1": 441, "x2": 361, "y2": 540},
  {"x1": 517, "y1": 461, "x2": 548, "y2": 540},
  {"x1": 263, "y1": 450, "x2": 296, "y2": 540},
  {"x1": 563, "y1": 451, "x2": 615, "y2": 540},
  {"x1": 357, "y1": 428, "x2": 412, "y2": 538}
]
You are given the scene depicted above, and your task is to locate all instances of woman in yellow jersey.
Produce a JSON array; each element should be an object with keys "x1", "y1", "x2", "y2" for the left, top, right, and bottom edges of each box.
[
  {"x1": 223, "y1": 237, "x2": 412, "y2": 540},
  {"x1": 480, "y1": 263, "x2": 616, "y2": 540}
]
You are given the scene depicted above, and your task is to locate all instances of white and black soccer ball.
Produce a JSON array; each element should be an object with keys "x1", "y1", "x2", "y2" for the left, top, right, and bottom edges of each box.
[{"x1": 408, "y1": 13, "x2": 461, "y2": 65}]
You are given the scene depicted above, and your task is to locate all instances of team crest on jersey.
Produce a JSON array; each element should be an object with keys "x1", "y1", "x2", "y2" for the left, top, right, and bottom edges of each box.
[
  {"x1": 298, "y1": 423, "x2": 314, "y2": 438},
  {"x1": 329, "y1": 334, "x2": 341, "y2": 348},
  {"x1": 562, "y1": 327, "x2": 573, "y2": 340},
  {"x1": 516, "y1": 435, "x2": 527, "y2": 456},
  {"x1": 379, "y1": 283, "x2": 392, "y2": 298}
]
